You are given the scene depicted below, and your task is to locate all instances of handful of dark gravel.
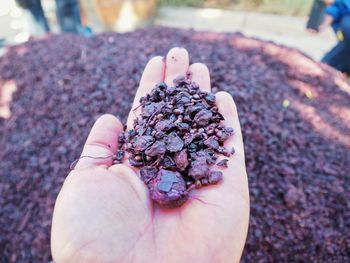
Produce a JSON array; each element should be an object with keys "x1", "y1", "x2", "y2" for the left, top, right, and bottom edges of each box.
[{"x1": 115, "y1": 76, "x2": 234, "y2": 207}]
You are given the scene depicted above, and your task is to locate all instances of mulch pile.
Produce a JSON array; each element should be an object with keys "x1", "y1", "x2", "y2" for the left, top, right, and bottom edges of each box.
[{"x1": 0, "y1": 27, "x2": 349, "y2": 262}]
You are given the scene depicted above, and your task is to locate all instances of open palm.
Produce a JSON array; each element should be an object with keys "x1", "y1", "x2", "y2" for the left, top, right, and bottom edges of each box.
[{"x1": 51, "y1": 48, "x2": 249, "y2": 263}]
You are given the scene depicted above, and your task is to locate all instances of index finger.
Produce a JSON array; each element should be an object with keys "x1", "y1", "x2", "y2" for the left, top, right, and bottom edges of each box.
[{"x1": 126, "y1": 56, "x2": 165, "y2": 129}]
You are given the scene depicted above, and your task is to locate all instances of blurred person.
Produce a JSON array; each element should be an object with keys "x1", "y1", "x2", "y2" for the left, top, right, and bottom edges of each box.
[
  {"x1": 16, "y1": 0, "x2": 50, "y2": 34},
  {"x1": 15, "y1": 0, "x2": 90, "y2": 35},
  {"x1": 316, "y1": 0, "x2": 350, "y2": 73}
]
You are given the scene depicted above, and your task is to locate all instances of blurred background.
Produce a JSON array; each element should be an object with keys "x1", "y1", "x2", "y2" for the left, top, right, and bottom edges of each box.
[{"x1": 0, "y1": 0, "x2": 336, "y2": 59}]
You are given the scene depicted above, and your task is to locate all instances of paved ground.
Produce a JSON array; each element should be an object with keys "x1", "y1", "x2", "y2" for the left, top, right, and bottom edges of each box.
[
  {"x1": 155, "y1": 6, "x2": 337, "y2": 60},
  {"x1": 0, "y1": 4, "x2": 337, "y2": 60},
  {"x1": 0, "y1": 2, "x2": 24, "y2": 56}
]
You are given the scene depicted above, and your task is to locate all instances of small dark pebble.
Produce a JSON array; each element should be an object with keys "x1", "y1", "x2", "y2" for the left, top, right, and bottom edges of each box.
[
  {"x1": 208, "y1": 170, "x2": 223, "y2": 184},
  {"x1": 140, "y1": 166, "x2": 158, "y2": 183},
  {"x1": 166, "y1": 132, "x2": 185, "y2": 152},
  {"x1": 194, "y1": 109, "x2": 213, "y2": 127},
  {"x1": 231, "y1": 147, "x2": 235, "y2": 155},
  {"x1": 204, "y1": 136, "x2": 220, "y2": 149},
  {"x1": 174, "y1": 149, "x2": 189, "y2": 171},
  {"x1": 161, "y1": 155, "x2": 176, "y2": 169},
  {"x1": 149, "y1": 169, "x2": 188, "y2": 208},
  {"x1": 188, "y1": 157, "x2": 210, "y2": 179},
  {"x1": 145, "y1": 141, "x2": 166, "y2": 157},
  {"x1": 128, "y1": 156, "x2": 144, "y2": 167},
  {"x1": 217, "y1": 159, "x2": 229, "y2": 168},
  {"x1": 115, "y1": 150, "x2": 125, "y2": 162},
  {"x1": 132, "y1": 135, "x2": 154, "y2": 152}
]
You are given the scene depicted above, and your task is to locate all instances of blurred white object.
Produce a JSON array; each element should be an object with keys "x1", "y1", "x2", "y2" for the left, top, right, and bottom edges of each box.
[
  {"x1": 93, "y1": 0, "x2": 155, "y2": 32},
  {"x1": 10, "y1": 5, "x2": 23, "y2": 18},
  {"x1": 116, "y1": 0, "x2": 139, "y2": 32},
  {"x1": 14, "y1": 31, "x2": 29, "y2": 43},
  {"x1": 0, "y1": 0, "x2": 16, "y2": 17}
]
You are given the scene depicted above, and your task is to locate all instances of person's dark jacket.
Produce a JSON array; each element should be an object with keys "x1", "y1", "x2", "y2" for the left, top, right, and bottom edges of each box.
[{"x1": 326, "y1": 0, "x2": 350, "y2": 31}]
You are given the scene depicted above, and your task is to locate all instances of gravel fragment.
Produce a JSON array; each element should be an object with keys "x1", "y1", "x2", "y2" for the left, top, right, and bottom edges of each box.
[{"x1": 166, "y1": 132, "x2": 185, "y2": 153}]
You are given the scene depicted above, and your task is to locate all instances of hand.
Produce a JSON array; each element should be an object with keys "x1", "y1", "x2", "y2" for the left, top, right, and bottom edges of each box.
[
  {"x1": 324, "y1": 0, "x2": 335, "y2": 5},
  {"x1": 51, "y1": 47, "x2": 249, "y2": 263},
  {"x1": 319, "y1": 14, "x2": 334, "y2": 32},
  {"x1": 307, "y1": 28, "x2": 319, "y2": 34}
]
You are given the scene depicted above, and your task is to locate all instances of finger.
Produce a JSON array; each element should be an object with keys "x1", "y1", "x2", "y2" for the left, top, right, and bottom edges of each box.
[
  {"x1": 75, "y1": 114, "x2": 123, "y2": 169},
  {"x1": 216, "y1": 91, "x2": 245, "y2": 164},
  {"x1": 164, "y1": 47, "x2": 189, "y2": 86},
  {"x1": 188, "y1": 63, "x2": 211, "y2": 92},
  {"x1": 127, "y1": 56, "x2": 165, "y2": 129}
]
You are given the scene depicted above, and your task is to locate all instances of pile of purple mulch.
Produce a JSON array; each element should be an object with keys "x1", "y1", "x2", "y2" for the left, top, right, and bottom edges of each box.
[{"x1": 0, "y1": 27, "x2": 349, "y2": 262}]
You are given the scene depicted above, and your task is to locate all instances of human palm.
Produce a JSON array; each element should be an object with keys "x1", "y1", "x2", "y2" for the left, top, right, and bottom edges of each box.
[{"x1": 51, "y1": 48, "x2": 249, "y2": 263}]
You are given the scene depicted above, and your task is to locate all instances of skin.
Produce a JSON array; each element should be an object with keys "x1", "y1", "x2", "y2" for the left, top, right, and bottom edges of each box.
[
  {"x1": 319, "y1": 14, "x2": 334, "y2": 32},
  {"x1": 324, "y1": 0, "x2": 335, "y2": 5},
  {"x1": 51, "y1": 47, "x2": 250, "y2": 263}
]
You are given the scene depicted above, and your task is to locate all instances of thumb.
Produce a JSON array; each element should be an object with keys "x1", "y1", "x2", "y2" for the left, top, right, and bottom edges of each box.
[{"x1": 75, "y1": 114, "x2": 123, "y2": 169}]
